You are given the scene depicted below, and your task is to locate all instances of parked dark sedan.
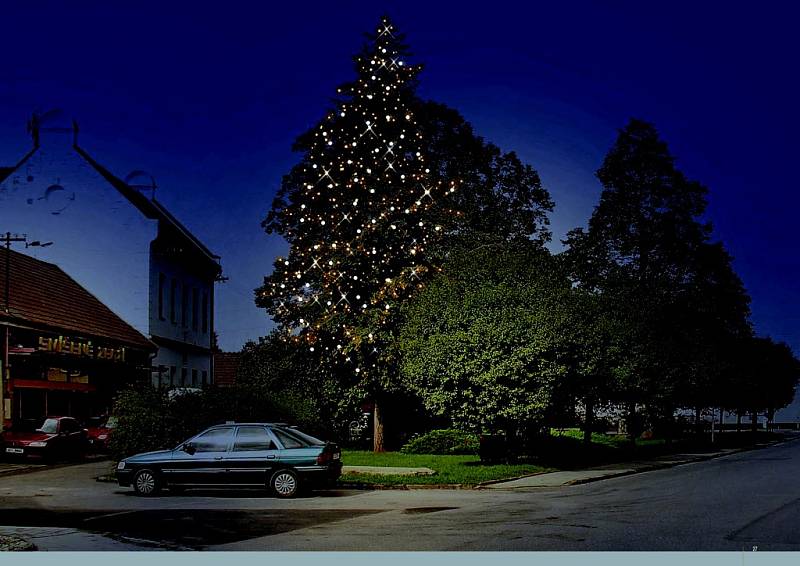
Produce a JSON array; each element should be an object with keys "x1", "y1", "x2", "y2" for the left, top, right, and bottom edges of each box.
[
  {"x1": 116, "y1": 423, "x2": 342, "y2": 498},
  {"x1": 1, "y1": 416, "x2": 89, "y2": 462}
]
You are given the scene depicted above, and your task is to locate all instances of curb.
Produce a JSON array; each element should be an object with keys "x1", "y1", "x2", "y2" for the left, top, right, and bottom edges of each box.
[
  {"x1": 0, "y1": 457, "x2": 111, "y2": 480},
  {"x1": 475, "y1": 469, "x2": 553, "y2": 489},
  {"x1": 0, "y1": 466, "x2": 45, "y2": 479},
  {"x1": 337, "y1": 481, "x2": 471, "y2": 490}
]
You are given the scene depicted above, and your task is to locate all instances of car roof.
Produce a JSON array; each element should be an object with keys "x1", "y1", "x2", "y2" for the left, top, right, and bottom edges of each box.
[{"x1": 208, "y1": 422, "x2": 290, "y2": 428}]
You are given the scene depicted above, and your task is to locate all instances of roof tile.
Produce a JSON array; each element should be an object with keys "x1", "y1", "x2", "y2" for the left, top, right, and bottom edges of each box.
[{"x1": 0, "y1": 249, "x2": 154, "y2": 350}]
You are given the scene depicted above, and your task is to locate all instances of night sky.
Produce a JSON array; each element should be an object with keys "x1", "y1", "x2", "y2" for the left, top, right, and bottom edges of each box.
[{"x1": 1, "y1": 2, "x2": 797, "y2": 354}]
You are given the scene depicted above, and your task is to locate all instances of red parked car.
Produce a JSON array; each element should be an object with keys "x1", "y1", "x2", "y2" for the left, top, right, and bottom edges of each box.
[
  {"x1": 2, "y1": 416, "x2": 89, "y2": 462},
  {"x1": 85, "y1": 416, "x2": 117, "y2": 452}
]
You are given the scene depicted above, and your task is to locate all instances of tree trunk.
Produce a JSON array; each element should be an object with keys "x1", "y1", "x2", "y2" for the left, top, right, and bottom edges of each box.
[
  {"x1": 736, "y1": 412, "x2": 742, "y2": 433},
  {"x1": 583, "y1": 397, "x2": 594, "y2": 446},
  {"x1": 750, "y1": 410, "x2": 758, "y2": 433},
  {"x1": 626, "y1": 402, "x2": 638, "y2": 443},
  {"x1": 373, "y1": 400, "x2": 385, "y2": 452}
]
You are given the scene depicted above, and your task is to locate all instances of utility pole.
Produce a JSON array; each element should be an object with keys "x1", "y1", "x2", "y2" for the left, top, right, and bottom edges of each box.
[
  {"x1": 1, "y1": 233, "x2": 52, "y2": 430},
  {"x1": 1, "y1": 233, "x2": 25, "y2": 431}
]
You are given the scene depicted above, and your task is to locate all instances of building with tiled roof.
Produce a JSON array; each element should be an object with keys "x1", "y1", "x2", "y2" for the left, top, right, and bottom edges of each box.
[
  {"x1": 0, "y1": 113, "x2": 222, "y2": 414},
  {"x1": 0, "y1": 248, "x2": 155, "y2": 425}
]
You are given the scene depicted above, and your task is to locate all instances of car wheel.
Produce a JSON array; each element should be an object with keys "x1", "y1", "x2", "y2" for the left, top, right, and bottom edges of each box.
[
  {"x1": 133, "y1": 469, "x2": 160, "y2": 496},
  {"x1": 270, "y1": 469, "x2": 299, "y2": 498}
]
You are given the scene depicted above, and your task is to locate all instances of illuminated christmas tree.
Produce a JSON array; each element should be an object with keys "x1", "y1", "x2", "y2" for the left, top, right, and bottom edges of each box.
[{"x1": 258, "y1": 16, "x2": 456, "y2": 379}]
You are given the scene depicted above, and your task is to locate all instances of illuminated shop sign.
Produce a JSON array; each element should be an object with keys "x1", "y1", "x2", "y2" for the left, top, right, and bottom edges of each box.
[{"x1": 37, "y1": 336, "x2": 126, "y2": 363}]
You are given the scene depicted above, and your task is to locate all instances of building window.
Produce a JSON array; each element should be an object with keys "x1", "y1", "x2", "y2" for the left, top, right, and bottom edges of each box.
[
  {"x1": 192, "y1": 369, "x2": 198, "y2": 386},
  {"x1": 181, "y1": 283, "x2": 188, "y2": 328},
  {"x1": 192, "y1": 288, "x2": 199, "y2": 331},
  {"x1": 202, "y1": 370, "x2": 208, "y2": 385},
  {"x1": 181, "y1": 368, "x2": 187, "y2": 386},
  {"x1": 170, "y1": 279, "x2": 177, "y2": 324},
  {"x1": 158, "y1": 273, "x2": 166, "y2": 320},
  {"x1": 202, "y1": 290, "x2": 209, "y2": 334}
]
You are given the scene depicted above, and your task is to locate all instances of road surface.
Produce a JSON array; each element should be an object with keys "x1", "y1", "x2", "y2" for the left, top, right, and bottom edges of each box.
[{"x1": 1, "y1": 438, "x2": 799, "y2": 550}]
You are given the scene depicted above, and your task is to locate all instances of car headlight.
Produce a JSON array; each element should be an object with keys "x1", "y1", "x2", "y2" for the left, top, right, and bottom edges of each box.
[
  {"x1": 98, "y1": 434, "x2": 108, "y2": 440},
  {"x1": 117, "y1": 461, "x2": 126, "y2": 470},
  {"x1": 28, "y1": 441, "x2": 47, "y2": 448}
]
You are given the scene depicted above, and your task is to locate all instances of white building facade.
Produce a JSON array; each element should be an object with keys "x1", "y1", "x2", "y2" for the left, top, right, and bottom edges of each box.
[{"x1": 0, "y1": 116, "x2": 221, "y2": 388}]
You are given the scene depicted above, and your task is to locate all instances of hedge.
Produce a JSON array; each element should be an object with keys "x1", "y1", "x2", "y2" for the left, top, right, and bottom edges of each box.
[{"x1": 400, "y1": 428, "x2": 479, "y2": 455}]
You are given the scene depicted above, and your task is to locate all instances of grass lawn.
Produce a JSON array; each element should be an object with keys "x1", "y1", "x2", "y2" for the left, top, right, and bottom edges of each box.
[
  {"x1": 340, "y1": 450, "x2": 552, "y2": 486},
  {"x1": 340, "y1": 429, "x2": 783, "y2": 487}
]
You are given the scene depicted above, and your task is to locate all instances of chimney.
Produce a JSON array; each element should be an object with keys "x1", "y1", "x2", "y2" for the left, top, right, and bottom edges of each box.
[{"x1": 26, "y1": 110, "x2": 77, "y2": 150}]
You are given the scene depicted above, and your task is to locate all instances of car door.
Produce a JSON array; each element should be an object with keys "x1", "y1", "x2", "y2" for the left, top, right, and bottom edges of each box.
[
  {"x1": 270, "y1": 426, "x2": 313, "y2": 467},
  {"x1": 224, "y1": 426, "x2": 281, "y2": 485},
  {"x1": 167, "y1": 427, "x2": 234, "y2": 485}
]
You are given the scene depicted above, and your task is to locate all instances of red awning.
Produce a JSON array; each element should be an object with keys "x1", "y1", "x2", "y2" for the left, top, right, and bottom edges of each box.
[{"x1": 11, "y1": 379, "x2": 96, "y2": 393}]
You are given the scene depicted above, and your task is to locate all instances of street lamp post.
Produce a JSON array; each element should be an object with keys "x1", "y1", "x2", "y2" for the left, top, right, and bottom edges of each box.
[{"x1": 1, "y1": 233, "x2": 52, "y2": 430}]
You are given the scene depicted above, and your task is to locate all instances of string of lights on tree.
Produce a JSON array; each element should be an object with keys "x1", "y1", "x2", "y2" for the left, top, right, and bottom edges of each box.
[{"x1": 258, "y1": 16, "x2": 458, "y2": 377}]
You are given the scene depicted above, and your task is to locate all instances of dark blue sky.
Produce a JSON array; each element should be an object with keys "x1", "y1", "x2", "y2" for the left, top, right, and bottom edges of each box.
[{"x1": 1, "y1": 2, "x2": 797, "y2": 353}]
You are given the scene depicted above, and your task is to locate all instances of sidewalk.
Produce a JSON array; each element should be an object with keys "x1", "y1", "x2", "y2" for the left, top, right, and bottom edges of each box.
[{"x1": 482, "y1": 439, "x2": 795, "y2": 490}]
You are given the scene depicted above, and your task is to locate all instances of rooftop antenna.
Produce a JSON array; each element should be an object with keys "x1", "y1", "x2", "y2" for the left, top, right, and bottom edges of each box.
[{"x1": 124, "y1": 170, "x2": 157, "y2": 200}]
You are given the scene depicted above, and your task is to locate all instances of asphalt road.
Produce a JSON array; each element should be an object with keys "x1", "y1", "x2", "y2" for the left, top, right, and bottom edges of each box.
[{"x1": 1, "y1": 438, "x2": 799, "y2": 551}]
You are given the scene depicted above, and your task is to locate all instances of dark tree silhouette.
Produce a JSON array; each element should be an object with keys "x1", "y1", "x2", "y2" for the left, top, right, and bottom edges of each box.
[{"x1": 565, "y1": 119, "x2": 717, "y2": 438}]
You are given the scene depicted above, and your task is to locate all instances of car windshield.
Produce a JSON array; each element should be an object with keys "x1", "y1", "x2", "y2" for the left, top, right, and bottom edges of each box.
[
  {"x1": 280, "y1": 427, "x2": 326, "y2": 446},
  {"x1": 37, "y1": 419, "x2": 59, "y2": 434}
]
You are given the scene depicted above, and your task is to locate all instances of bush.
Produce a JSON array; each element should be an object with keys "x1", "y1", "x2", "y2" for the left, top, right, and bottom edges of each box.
[
  {"x1": 109, "y1": 388, "x2": 171, "y2": 461},
  {"x1": 400, "y1": 429, "x2": 479, "y2": 455}
]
